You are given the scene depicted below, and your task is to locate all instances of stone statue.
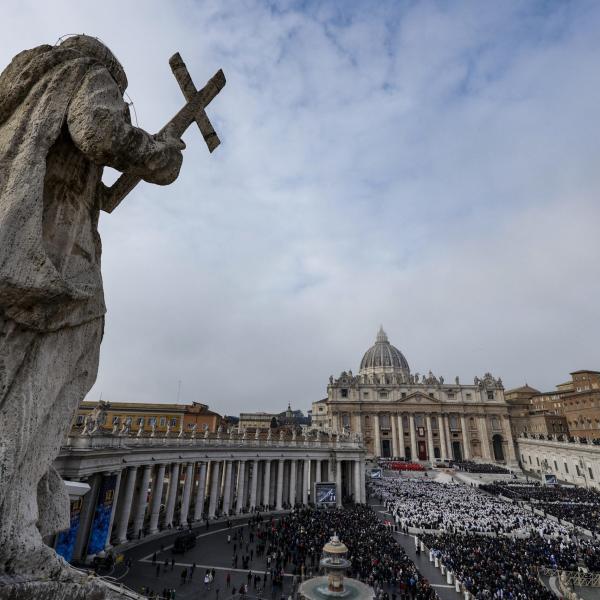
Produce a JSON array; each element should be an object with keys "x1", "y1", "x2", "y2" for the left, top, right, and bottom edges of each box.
[
  {"x1": 150, "y1": 422, "x2": 157, "y2": 438},
  {"x1": 455, "y1": 376, "x2": 460, "y2": 385},
  {"x1": 165, "y1": 422, "x2": 172, "y2": 438},
  {"x1": 204, "y1": 424, "x2": 210, "y2": 439},
  {"x1": 0, "y1": 35, "x2": 219, "y2": 589},
  {"x1": 190, "y1": 423, "x2": 197, "y2": 438}
]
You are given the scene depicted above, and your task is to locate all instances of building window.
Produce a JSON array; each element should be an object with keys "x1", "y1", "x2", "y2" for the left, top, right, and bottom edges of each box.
[
  {"x1": 449, "y1": 415, "x2": 458, "y2": 430},
  {"x1": 402, "y1": 415, "x2": 409, "y2": 428},
  {"x1": 401, "y1": 392, "x2": 406, "y2": 398},
  {"x1": 466, "y1": 393, "x2": 472, "y2": 400},
  {"x1": 528, "y1": 456, "x2": 532, "y2": 464},
  {"x1": 554, "y1": 460, "x2": 558, "y2": 471},
  {"x1": 76, "y1": 415, "x2": 85, "y2": 425},
  {"x1": 342, "y1": 414, "x2": 350, "y2": 427},
  {"x1": 149, "y1": 417, "x2": 157, "y2": 426},
  {"x1": 447, "y1": 392, "x2": 455, "y2": 399},
  {"x1": 491, "y1": 416, "x2": 501, "y2": 430},
  {"x1": 428, "y1": 392, "x2": 434, "y2": 398},
  {"x1": 564, "y1": 463, "x2": 569, "y2": 474},
  {"x1": 431, "y1": 416, "x2": 438, "y2": 429},
  {"x1": 170, "y1": 418, "x2": 178, "y2": 426},
  {"x1": 379, "y1": 392, "x2": 388, "y2": 399},
  {"x1": 380, "y1": 414, "x2": 391, "y2": 429},
  {"x1": 363, "y1": 391, "x2": 369, "y2": 399},
  {"x1": 536, "y1": 457, "x2": 540, "y2": 466},
  {"x1": 576, "y1": 464, "x2": 581, "y2": 477},
  {"x1": 341, "y1": 389, "x2": 348, "y2": 398},
  {"x1": 138, "y1": 417, "x2": 144, "y2": 427},
  {"x1": 112, "y1": 416, "x2": 120, "y2": 425},
  {"x1": 415, "y1": 415, "x2": 424, "y2": 428},
  {"x1": 589, "y1": 468, "x2": 594, "y2": 480},
  {"x1": 160, "y1": 417, "x2": 166, "y2": 426}
]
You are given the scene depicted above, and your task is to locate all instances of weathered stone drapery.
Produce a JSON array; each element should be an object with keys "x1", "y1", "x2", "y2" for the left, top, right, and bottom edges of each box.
[{"x1": 0, "y1": 35, "x2": 186, "y2": 595}]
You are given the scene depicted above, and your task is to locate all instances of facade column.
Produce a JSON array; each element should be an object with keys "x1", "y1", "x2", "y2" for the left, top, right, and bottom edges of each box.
[
  {"x1": 132, "y1": 464, "x2": 152, "y2": 537},
  {"x1": 289, "y1": 460, "x2": 297, "y2": 506},
  {"x1": 438, "y1": 414, "x2": 448, "y2": 461},
  {"x1": 504, "y1": 418, "x2": 518, "y2": 464},
  {"x1": 222, "y1": 460, "x2": 233, "y2": 515},
  {"x1": 409, "y1": 414, "x2": 418, "y2": 461},
  {"x1": 373, "y1": 413, "x2": 381, "y2": 457},
  {"x1": 236, "y1": 460, "x2": 247, "y2": 514},
  {"x1": 480, "y1": 416, "x2": 491, "y2": 460},
  {"x1": 208, "y1": 461, "x2": 221, "y2": 518},
  {"x1": 250, "y1": 460, "x2": 259, "y2": 510},
  {"x1": 262, "y1": 460, "x2": 272, "y2": 508},
  {"x1": 302, "y1": 459, "x2": 310, "y2": 505},
  {"x1": 193, "y1": 462, "x2": 208, "y2": 521},
  {"x1": 116, "y1": 466, "x2": 138, "y2": 544},
  {"x1": 397, "y1": 414, "x2": 405, "y2": 458},
  {"x1": 391, "y1": 414, "x2": 399, "y2": 457},
  {"x1": 354, "y1": 412, "x2": 362, "y2": 435},
  {"x1": 104, "y1": 469, "x2": 123, "y2": 550},
  {"x1": 443, "y1": 414, "x2": 453, "y2": 459},
  {"x1": 179, "y1": 462, "x2": 194, "y2": 526},
  {"x1": 72, "y1": 473, "x2": 101, "y2": 560},
  {"x1": 148, "y1": 464, "x2": 166, "y2": 533},
  {"x1": 276, "y1": 459, "x2": 284, "y2": 510},
  {"x1": 460, "y1": 414, "x2": 471, "y2": 460},
  {"x1": 353, "y1": 460, "x2": 361, "y2": 502},
  {"x1": 164, "y1": 463, "x2": 180, "y2": 527},
  {"x1": 425, "y1": 414, "x2": 435, "y2": 462},
  {"x1": 335, "y1": 459, "x2": 343, "y2": 507}
]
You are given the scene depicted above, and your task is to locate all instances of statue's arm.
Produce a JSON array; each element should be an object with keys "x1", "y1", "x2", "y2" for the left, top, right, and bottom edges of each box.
[{"x1": 66, "y1": 67, "x2": 184, "y2": 185}]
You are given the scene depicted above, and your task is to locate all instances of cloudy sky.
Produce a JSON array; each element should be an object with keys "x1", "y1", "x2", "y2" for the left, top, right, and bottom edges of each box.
[{"x1": 3, "y1": 1, "x2": 600, "y2": 414}]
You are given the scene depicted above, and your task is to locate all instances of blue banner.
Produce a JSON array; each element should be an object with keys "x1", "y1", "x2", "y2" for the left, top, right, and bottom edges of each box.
[
  {"x1": 55, "y1": 498, "x2": 82, "y2": 562},
  {"x1": 87, "y1": 474, "x2": 117, "y2": 555}
]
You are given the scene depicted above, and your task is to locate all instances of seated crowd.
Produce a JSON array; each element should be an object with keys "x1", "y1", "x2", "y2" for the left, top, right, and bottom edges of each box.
[
  {"x1": 379, "y1": 460, "x2": 426, "y2": 472},
  {"x1": 481, "y1": 482, "x2": 600, "y2": 533},
  {"x1": 262, "y1": 505, "x2": 439, "y2": 599},
  {"x1": 373, "y1": 479, "x2": 570, "y2": 536},
  {"x1": 453, "y1": 460, "x2": 510, "y2": 474}
]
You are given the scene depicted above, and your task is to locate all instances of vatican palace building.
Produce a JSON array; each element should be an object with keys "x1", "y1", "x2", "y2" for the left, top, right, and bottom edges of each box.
[{"x1": 312, "y1": 327, "x2": 518, "y2": 465}]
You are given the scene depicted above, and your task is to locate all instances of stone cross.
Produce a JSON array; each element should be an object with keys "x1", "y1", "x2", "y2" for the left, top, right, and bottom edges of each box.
[{"x1": 102, "y1": 54, "x2": 226, "y2": 213}]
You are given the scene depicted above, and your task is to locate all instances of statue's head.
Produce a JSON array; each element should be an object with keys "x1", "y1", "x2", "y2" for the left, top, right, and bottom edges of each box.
[{"x1": 60, "y1": 35, "x2": 128, "y2": 93}]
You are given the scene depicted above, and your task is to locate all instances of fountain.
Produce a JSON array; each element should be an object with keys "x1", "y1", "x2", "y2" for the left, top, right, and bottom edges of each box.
[{"x1": 299, "y1": 535, "x2": 374, "y2": 600}]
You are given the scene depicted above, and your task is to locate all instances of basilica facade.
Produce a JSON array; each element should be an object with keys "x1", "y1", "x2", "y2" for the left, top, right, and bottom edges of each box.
[{"x1": 312, "y1": 327, "x2": 518, "y2": 465}]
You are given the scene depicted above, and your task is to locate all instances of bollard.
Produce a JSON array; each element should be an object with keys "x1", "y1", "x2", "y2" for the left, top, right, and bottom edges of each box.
[
  {"x1": 420, "y1": 541, "x2": 425, "y2": 552},
  {"x1": 440, "y1": 564, "x2": 445, "y2": 575},
  {"x1": 429, "y1": 550, "x2": 434, "y2": 562},
  {"x1": 446, "y1": 569, "x2": 453, "y2": 584},
  {"x1": 455, "y1": 579, "x2": 461, "y2": 592},
  {"x1": 414, "y1": 536, "x2": 419, "y2": 549},
  {"x1": 434, "y1": 557, "x2": 439, "y2": 568}
]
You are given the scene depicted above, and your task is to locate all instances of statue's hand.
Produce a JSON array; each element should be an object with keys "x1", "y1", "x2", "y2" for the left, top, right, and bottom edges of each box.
[{"x1": 147, "y1": 124, "x2": 186, "y2": 185}]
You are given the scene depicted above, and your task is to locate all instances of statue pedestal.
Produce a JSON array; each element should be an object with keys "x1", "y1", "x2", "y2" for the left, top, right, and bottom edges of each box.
[{"x1": 0, "y1": 576, "x2": 143, "y2": 599}]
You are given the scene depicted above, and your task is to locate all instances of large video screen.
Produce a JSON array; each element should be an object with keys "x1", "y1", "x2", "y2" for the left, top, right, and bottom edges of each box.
[{"x1": 315, "y1": 482, "x2": 337, "y2": 505}]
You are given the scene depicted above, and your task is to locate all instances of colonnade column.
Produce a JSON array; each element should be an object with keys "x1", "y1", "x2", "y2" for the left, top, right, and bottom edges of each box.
[
  {"x1": 179, "y1": 462, "x2": 194, "y2": 526},
  {"x1": 438, "y1": 415, "x2": 447, "y2": 461},
  {"x1": 72, "y1": 473, "x2": 101, "y2": 560},
  {"x1": 391, "y1": 415, "x2": 399, "y2": 457},
  {"x1": 315, "y1": 459, "x2": 322, "y2": 483},
  {"x1": 104, "y1": 469, "x2": 123, "y2": 550},
  {"x1": 302, "y1": 459, "x2": 310, "y2": 505},
  {"x1": 236, "y1": 460, "x2": 246, "y2": 514},
  {"x1": 373, "y1": 413, "x2": 381, "y2": 457},
  {"x1": 353, "y1": 460, "x2": 361, "y2": 502},
  {"x1": 164, "y1": 463, "x2": 180, "y2": 527},
  {"x1": 335, "y1": 459, "x2": 342, "y2": 507},
  {"x1": 116, "y1": 466, "x2": 138, "y2": 544},
  {"x1": 360, "y1": 458, "x2": 366, "y2": 503},
  {"x1": 460, "y1": 415, "x2": 471, "y2": 460},
  {"x1": 222, "y1": 460, "x2": 233, "y2": 515},
  {"x1": 276, "y1": 459, "x2": 284, "y2": 510},
  {"x1": 409, "y1": 415, "x2": 418, "y2": 461},
  {"x1": 262, "y1": 460, "x2": 272, "y2": 508},
  {"x1": 289, "y1": 460, "x2": 297, "y2": 506},
  {"x1": 132, "y1": 464, "x2": 152, "y2": 536},
  {"x1": 148, "y1": 464, "x2": 166, "y2": 534},
  {"x1": 250, "y1": 459, "x2": 259, "y2": 510},
  {"x1": 208, "y1": 461, "x2": 221, "y2": 518},
  {"x1": 193, "y1": 462, "x2": 208, "y2": 521}
]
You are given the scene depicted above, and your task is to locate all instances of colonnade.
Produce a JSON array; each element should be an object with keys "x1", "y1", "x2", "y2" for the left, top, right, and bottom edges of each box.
[{"x1": 59, "y1": 452, "x2": 366, "y2": 563}]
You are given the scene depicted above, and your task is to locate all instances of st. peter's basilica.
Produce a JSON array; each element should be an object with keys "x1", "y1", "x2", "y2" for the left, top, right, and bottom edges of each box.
[{"x1": 312, "y1": 327, "x2": 518, "y2": 465}]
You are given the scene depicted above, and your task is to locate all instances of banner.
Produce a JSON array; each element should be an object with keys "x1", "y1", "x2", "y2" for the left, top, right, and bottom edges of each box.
[
  {"x1": 55, "y1": 498, "x2": 82, "y2": 562},
  {"x1": 86, "y1": 474, "x2": 117, "y2": 555}
]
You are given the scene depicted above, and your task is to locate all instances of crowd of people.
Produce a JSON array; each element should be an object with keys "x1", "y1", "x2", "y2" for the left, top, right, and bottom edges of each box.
[
  {"x1": 379, "y1": 461, "x2": 426, "y2": 472},
  {"x1": 481, "y1": 481, "x2": 600, "y2": 533},
  {"x1": 253, "y1": 505, "x2": 439, "y2": 599},
  {"x1": 453, "y1": 461, "x2": 510, "y2": 474},
  {"x1": 373, "y1": 478, "x2": 570, "y2": 536}
]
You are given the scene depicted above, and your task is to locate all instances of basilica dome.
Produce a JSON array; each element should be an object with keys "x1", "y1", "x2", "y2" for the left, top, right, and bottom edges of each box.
[{"x1": 359, "y1": 326, "x2": 410, "y2": 377}]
